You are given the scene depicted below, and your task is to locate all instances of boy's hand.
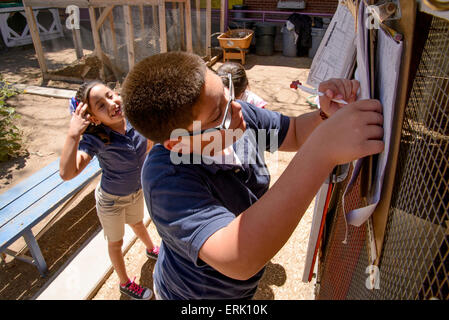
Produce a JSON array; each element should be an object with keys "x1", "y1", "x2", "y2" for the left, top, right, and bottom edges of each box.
[
  {"x1": 68, "y1": 102, "x2": 91, "y2": 137},
  {"x1": 313, "y1": 99, "x2": 384, "y2": 166},
  {"x1": 318, "y1": 79, "x2": 360, "y2": 117}
]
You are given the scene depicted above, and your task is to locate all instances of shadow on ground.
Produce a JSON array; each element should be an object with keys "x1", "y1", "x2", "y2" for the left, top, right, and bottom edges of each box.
[
  {"x1": 120, "y1": 258, "x2": 157, "y2": 301},
  {"x1": 244, "y1": 53, "x2": 313, "y2": 70},
  {"x1": 253, "y1": 262, "x2": 287, "y2": 300},
  {"x1": 0, "y1": 191, "x2": 100, "y2": 300},
  {"x1": 0, "y1": 152, "x2": 30, "y2": 187}
]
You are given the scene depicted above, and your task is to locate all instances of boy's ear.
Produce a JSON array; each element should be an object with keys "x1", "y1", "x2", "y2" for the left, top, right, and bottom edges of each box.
[
  {"x1": 163, "y1": 138, "x2": 181, "y2": 151},
  {"x1": 163, "y1": 137, "x2": 192, "y2": 154}
]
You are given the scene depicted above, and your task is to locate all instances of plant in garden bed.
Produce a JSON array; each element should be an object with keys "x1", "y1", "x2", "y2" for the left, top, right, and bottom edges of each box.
[{"x1": 0, "y1": 78, "x2": 23, "y2": 162}]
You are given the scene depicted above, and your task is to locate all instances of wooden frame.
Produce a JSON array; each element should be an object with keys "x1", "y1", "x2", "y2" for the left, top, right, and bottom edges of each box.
[{"x1": 22, "y1": 0, "x2": 219, "y2": 82}]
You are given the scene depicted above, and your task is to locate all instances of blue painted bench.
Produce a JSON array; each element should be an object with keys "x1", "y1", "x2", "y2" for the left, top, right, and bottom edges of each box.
[{"x1": 0, "y1": 157, "x2": 101, "y2": 277}]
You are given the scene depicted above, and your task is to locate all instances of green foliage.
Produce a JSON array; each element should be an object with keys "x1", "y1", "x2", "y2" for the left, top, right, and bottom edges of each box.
[{"x1": 0, "y1": 78, "x2": 22, "y2": 162}]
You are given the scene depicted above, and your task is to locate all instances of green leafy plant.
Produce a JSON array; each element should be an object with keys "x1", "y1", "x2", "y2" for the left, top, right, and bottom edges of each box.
[{"x1": 0, "y1": 78, "x2": 22, "y2": 162}]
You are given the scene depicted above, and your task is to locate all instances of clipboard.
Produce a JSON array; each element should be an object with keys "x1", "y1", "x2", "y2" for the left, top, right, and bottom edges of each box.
[{"x1": 371, "y1": 0, "x2": 418, "y2": 266}]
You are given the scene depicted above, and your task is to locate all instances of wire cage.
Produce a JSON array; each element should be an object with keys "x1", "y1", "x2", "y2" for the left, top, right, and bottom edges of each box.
[
  {"x1": 21, "y1": 0, "x2": 224, "y2": 83},
  {"x1": 316, "y1": 13, "x2": 449, "y2": 300}
]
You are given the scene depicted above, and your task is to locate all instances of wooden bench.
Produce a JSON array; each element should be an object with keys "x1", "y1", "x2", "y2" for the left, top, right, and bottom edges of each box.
[{"x1": 0, "y1": 157, "x2": 101, "y2": 277}]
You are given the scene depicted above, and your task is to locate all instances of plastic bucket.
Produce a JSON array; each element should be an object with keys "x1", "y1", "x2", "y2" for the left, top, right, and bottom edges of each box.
[
  {"x1": 281, "y1": 26, "x2": 297, "y2": 57},
  {"x1": 308, "y1": 27, "x2": 326, "y2": 58},
  {"x1": 232, "y1": 5, "x2": 248, "y2": 20},
  {"x1": 255, "y1": 23, "x2": 277, "y2": 56}
]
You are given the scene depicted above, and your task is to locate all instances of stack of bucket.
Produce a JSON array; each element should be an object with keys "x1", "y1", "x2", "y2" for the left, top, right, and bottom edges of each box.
[{"x1": 255, "y1": 23, "x2": 277, "y2": 56}]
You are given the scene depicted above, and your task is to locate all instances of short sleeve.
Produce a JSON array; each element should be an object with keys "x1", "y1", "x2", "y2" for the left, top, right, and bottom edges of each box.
[
  {"x1": 240, "y1": 101, "x2": 290, "y2": 153},
  {"x1": 146, "y1": 167, "x2": 235, "y2": 266},
  {"x1": 78, "y1": 134, "x2": 99, "y2": 158},
  {"x1": 243, "y1": 90, "x2": 267, "y2": 109}
]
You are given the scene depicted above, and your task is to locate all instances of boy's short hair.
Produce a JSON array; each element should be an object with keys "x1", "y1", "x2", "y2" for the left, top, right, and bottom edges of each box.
[{"x1": 122, "y1": 51, "x2": 207, "y2": 143}]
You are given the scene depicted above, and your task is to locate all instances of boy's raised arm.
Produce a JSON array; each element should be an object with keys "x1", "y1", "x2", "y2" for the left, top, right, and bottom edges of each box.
[
  {"x1": 199, "y1": 99, "x2": 384, "y2": 280},
  {"x1": 279, "y1": 79, "x2": 360, "y2": 152}
]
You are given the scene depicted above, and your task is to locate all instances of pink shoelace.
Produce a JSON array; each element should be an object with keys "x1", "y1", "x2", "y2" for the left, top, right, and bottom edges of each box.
[{"x1": 126, "y1": 277, "x2": 144, "y2": 296}]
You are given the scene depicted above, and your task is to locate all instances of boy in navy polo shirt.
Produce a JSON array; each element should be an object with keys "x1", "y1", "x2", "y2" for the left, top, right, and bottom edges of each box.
[{"x1": 122, "y1": 52, "x2": 384, "y2": 299}]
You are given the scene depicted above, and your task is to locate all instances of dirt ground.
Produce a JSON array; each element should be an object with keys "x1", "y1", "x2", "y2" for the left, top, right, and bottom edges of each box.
[{"x1": 0, "y1": 42, "x2": 317, "y2": 300}]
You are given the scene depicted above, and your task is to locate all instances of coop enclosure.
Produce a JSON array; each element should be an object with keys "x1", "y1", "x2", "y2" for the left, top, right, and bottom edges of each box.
[{"x1": 21, "y1": 0, "x2": 227, "y2": 82}]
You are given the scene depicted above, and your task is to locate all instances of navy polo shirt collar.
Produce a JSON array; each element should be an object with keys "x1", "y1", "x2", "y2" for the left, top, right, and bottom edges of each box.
[
  {"x1": 100, "y1": 119, "x2": 134, "y2": 137},
  {"x1": 171, "y1": 151, "x2": 242, "y2": 175}
]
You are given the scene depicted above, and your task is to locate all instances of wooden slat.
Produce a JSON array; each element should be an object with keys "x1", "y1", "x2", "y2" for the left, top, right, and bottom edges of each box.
[
  {"x1": 0, "y1": 159, "x2": 101, "y2": 250},
  {"x1": 178, "y1": 3, "x2": 185, "y2": 50},
  {"x1": 72, "y1": 28, "x2": 84, "y2": 59},
  {"x1": 195, "y1": 0, "x2": 201, "y2": 51},
  {"x1": 220, "y1": 0, "x2": 225, "y2": 33},
  {"x1": 90, "y1": 0, "x2": 158, "y2": 6},
  {"x1": 159, "y1": 0, "x2": 168, "y2": 53},
  {"x1": 108, "y1": 10, "x2": 119, "y2": 62},
  {"x1": 372, "y1": 0, "x2": 418, "y2": 266},
  {"x1": 23, "y1": 0, "x2": 90, "y2": 8},
  {"x1": 45, "y1": 73, "x2": 94, "y2": 83},
  {"x1": 139, "y1": 4, "x2": 145, "y2": 41},
  {"x1": 0, "y1": 160, "x2": 59, "y2": 211},
  {"x1": 185, "y1": 0, "x2": 193, "y2": 52},
  {"x1": 23, "y1": 5, "x2": 48, "y2": 75},
  {"x1": 152, "y1": 5, "x2": 158, "y2": 27},
  {"x1": 206, "y1": 0, "x2": 211, "y2": 57},
  {"x1": 96, "y1": 5, "x2": 114, "y2": 31},
  {"x1": 88, "y1": 6, "x2": 105, "y2": 80},
  {"x1": 123, "y1": 5, "x2": 135, "y2": 70},
  {"x1": 0, "y1": 170, "x2": 62, "y2": 229}
]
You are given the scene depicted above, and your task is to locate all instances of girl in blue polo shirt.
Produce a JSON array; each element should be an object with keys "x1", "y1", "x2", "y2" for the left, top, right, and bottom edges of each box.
[{"x1": 59, "y1": 81, "x2": 159, "y2": 300}]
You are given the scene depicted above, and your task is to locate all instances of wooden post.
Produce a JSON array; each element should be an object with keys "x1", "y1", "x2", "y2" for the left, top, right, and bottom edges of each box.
[
  {"x1": 88, "y1": 6, "x2": 105, "y2": 80},
  {"x1": 175, "y1": 3, "x2": 184, "y2": 50},
  {"x1": 123, "y1": 5, "x2": 135, "y2": 70},
  {"x1": 108, "y1": 11, "x2": 118, "y2": 63},
  {"x1": 206, "y1": 0, "x2": 211, "y2": 57},
  {"x1": 72, "y1": 28, "x2": 84, "y2": 60},
  {"x1": 185, "y1": 0, "x2": 193, "y2": 52},
  {"x1": 23, "y1": 5, "x2": 48, "y2": 78},
  {"x1": 139, "y1": 4, "x2": 145, "y2": 41},
  {"x1": 152, "y1": 5, "x2": 158, "y2": 27},
  {"x1": 158, "y1": 0, "x2": 167, "y2": 53},
  {"x1": 95, "y1": 5, "x2": 114, "y2": 31},
  {"x1": 195, "y1": 0, "x2": 201, "y2": 51},
  {"x1": 220, "y1": 0, "x2": 225, "y2": 33},
  {"x1": 98, "y1": 7, "x2": 112, "y2": 59}
]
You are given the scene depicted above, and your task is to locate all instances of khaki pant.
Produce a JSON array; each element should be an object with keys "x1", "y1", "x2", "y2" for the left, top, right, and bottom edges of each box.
[{"x1": 95, "y1": 184, "x2": 144, "y2": 242}]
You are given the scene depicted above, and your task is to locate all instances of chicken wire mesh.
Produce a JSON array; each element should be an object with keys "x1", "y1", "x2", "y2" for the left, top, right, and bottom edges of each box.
[
  {"x1": 316, "y1": 14, "x2": 449, "y2": 300},
  {"x1": 98, "y1": 1, "x2": 213, "y2": 79}
]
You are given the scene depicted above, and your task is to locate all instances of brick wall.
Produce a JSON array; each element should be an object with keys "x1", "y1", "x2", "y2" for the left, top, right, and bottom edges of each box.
[{"x1": 243, "y1": 0, "x2": 338, "y2": 14}]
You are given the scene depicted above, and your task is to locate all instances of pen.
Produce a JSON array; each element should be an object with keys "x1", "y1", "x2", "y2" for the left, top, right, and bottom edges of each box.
[{"x1": 290, "y1": 80, "x2": 348, "y2": 105}]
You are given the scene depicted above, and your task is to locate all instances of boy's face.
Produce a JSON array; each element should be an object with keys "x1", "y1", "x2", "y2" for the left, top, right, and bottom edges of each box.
[
  {"x1": 166, "y1": 69, "x2": 247, "y2": 155},
  {"x1": 87, "y1": 84, "x2": 124, "y2": 127}
]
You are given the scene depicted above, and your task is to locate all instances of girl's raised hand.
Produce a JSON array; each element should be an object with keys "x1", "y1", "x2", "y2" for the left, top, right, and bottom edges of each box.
[{"x1": 68, "y1": 102, "x2": 92, "y2": 137}]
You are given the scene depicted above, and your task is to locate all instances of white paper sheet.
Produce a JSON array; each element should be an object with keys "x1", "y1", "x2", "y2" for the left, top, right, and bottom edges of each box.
[
  {"x1": 307, "y1": 4, "x2": 357, "y2": 88},
  {"x1": 344, "y1": 21, "x2": 403, "y2": 227},
  {"x1": 354, "y1": 2, "x2": 371, "y2": 100}
]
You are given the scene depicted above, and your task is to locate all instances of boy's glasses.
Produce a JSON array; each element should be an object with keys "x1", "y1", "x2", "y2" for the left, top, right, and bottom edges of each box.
[{"x1": 185, "y1": 73, "x2": 234, "y2": 136}]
